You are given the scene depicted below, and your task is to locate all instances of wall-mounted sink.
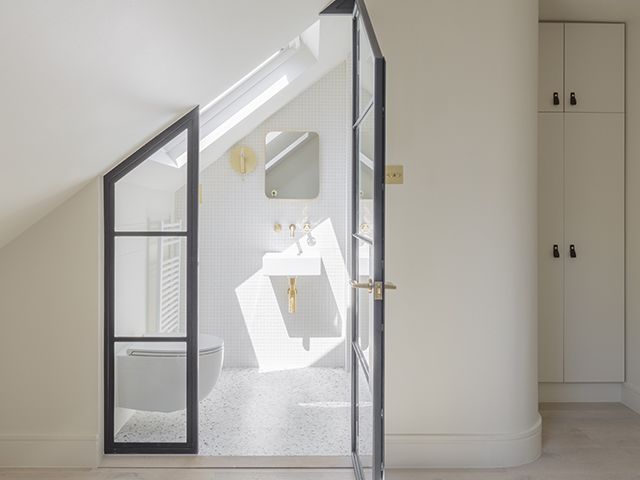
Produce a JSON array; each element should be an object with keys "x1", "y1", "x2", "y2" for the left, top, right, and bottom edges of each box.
[{"x1": 262, "y1": 251, "x2": 321, "y2": 277}]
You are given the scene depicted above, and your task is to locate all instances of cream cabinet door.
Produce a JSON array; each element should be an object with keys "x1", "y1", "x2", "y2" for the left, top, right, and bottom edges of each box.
[
  {"x1": 538, "y1": 113, "x2": 565, "y2": 382},
  {"x1": 564, "y1": 113, "x2": 624, "y2": 382},
  {"x1": 539, "y1": 23, "x2": 564, "y2": 112},
  {"x1": 565, "y1": 23, "x2": 625, "y2": 113},
  {"x1": 538, "y1": 113, "x2": 565, "y2": 381}
]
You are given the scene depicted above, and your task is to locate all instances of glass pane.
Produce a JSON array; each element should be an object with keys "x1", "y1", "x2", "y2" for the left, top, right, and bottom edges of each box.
[
  {"x1": 358, "y1": 108, "x2": 374, "y2": 240},
  {"x1": 115, "y1": 130, "x2": 188, "y2": 232},
  {"x1": 357, "y1": 357, "x2": 373, "y2": 479},
  {"x1": 358, "y1": 16, "x2": 375, "y2": 116},
  {"x1": 357, "y1": 241, "x2": 373, "y2": 369},
  {"x1": 115, "y1": 237, "x2": 187, "y2": 337},
  {"x1": 114, "y1": 341, "x2": 187, "y2": 442}
]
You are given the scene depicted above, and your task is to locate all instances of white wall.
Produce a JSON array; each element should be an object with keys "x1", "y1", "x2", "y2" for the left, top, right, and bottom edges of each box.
[
  {"x1": 539, "y1": 0, "x2": 640, "y2": 414},
  {"x1": 190, "y1": 63, "x2": 350, "y2": 370},
  {"x1": 0, "y1": 0, "x2": 544, "y2": 469},
  {"x1": 0, "y1": 180, "x2": 102, "y2": 467},
  {"x1": 366, "y1": 0, "x2": 541, "y2": 467}
]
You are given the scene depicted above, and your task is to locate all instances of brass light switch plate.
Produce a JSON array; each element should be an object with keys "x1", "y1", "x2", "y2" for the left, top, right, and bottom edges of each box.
[{"x1": 386, "y1": 165, "x2": 404, "y2": 184}]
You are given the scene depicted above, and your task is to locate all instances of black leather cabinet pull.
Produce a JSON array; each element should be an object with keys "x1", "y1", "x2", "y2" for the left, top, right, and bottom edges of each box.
[
  {"x1": 570, "y1": 92, "x2": 577, "y2": 106},
  {"x1": 553, "y1": 244, "x2": 560, "y2": 258},
  {"x1": 569, "y1": 244, "x2": 577, "y2": 258},
  {"x1": 553, "y1": 92, "x2": 560, "y2": 106}
]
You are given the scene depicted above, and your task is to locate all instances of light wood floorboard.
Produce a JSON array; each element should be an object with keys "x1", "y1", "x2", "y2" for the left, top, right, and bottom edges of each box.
[{"x1": 390, "y1": 403, "x2": 640, "y2": 480}]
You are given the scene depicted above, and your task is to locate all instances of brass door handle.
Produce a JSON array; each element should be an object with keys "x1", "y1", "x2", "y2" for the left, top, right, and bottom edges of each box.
[
  {"x1": 350, "y1": 279, "x2": 373, "y2": 292},
  {"x1": 350, "y1": 279, "x2": 397, "y2": 296}
]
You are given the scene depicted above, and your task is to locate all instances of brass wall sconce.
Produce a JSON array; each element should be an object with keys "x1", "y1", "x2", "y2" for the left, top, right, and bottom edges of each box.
[{"x1": 230, "y1": 146, "x2": 257, "y2": 175}]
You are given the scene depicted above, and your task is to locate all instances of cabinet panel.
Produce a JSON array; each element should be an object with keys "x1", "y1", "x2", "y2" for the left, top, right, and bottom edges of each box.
[
  {"x1": 564, "y1": 113, "x2": 624, "y2": 382},
  {"x1": 538, "y1": 114, "x2": 565, "y2": 382},
  {"x1": 539, "y1": 23, "x2": 564, "y2": 112},
  {"x1": 565, "y1": 23, "x2": 625, "y2": 113}
]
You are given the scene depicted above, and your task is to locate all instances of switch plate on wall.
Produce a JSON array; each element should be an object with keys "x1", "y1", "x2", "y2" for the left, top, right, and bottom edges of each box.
[{"x1": 386, "y1": 165, "x2": 404, "y2": 184}]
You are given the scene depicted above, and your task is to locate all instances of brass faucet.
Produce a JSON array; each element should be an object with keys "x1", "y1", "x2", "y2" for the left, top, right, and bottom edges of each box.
[
  {"x1": 288, "y1": 278, "x2": 297, "y2": 313},
  {"x1": 289, "y1": 223, "x2": 296, "y2": 238}
]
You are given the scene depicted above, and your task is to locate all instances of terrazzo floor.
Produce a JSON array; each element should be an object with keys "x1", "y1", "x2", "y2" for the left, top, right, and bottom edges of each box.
[{"x1": 115, "y1": 367, "x2": 351, "y2": 456}]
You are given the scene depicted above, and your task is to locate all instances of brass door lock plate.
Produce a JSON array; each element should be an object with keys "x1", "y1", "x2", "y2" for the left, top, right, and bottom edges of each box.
[{"x1": 386, "y1": 165, "x2": 404, "y2": 184}]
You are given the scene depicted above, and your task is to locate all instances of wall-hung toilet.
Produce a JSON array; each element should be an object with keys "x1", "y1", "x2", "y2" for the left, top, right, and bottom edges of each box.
[{"x1": 116, "y1": 334, "x2": 224, "y2": 413}]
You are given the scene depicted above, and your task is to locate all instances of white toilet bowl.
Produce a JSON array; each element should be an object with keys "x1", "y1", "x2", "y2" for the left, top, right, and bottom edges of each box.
[{"x1": 116, "y1": 334, "x2": 224, "y2": 413}]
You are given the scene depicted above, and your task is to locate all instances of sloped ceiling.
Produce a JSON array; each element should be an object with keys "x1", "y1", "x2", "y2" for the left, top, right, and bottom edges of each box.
[{"x1": 0, "y1": 0, "x2": 329, "y2": 248}]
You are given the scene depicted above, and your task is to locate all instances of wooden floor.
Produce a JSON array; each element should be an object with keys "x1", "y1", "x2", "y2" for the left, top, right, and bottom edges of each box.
[
  {"x1": 1, "y1": 403, "x2": 640, "y2": 480},
  {"x1": 393, "y1": 403, "x2": 640, "y2": 480}
]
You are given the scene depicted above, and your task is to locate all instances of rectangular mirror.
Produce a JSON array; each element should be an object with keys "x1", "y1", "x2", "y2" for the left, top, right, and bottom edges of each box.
[{"x1": 265, "y1": 131, "x2": 320, "y2": 199}]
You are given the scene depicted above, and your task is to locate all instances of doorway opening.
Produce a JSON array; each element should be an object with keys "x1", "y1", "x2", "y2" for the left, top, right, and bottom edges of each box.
[{"x1": 103, "y1": 1, "x2": 386, "y2": 478}]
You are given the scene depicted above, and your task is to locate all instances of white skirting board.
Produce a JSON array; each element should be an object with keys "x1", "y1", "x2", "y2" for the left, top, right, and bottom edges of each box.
[
  {"x1": 0, "y1": 434, "x2": 99, "y2": 467},
  {"x1": 539, "y1": 383, "x2": 623, "y2": 402},
  {"x1": 622, "y1": 383, "x2": 640, "y2": 415},
  {"x1": 385, "y1": 414, "x2": 542, "y2": 469}
]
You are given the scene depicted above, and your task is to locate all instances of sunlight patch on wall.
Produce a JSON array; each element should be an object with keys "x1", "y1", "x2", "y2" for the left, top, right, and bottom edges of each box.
[{"x1": 234, "y1": 218, "x2": 349, "y2": 372}]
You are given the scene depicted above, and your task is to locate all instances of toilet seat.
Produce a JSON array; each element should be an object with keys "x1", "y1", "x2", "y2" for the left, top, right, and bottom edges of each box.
[{"x1": 127, "y1": 334, "x2": 224, "y2": 357}]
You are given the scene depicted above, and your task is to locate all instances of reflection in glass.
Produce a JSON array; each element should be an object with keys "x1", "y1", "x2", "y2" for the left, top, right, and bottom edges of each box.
[
  {"x1": 358, "y1": 16, "x2": 375, "y2": 116},
  {"x1": 114, "y1": 236, "x2": 186, "y2": 337},
  {"x1": 115, "y1": 130, "x2": 188, "y2": 232},
  {"x1": 357, "y1": 241, "x2": 373, "y2": 369},
  {"x1": 358, "y1": 109, "x2": 374, "y2": 239},
  {"x1": 357, "y1": 359, "x2": 373, "y2": 479},
  {"x1": 114, "y1": 341, "x2": 187, "y2": 442},
  {"x1": 264, "y1": 131, "x2": 320, "y2": 199}
]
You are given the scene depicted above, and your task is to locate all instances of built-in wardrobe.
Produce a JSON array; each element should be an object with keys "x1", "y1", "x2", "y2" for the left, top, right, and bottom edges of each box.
[{"x1": 538, "y1": 22, "x2": 625, "y2": 383}]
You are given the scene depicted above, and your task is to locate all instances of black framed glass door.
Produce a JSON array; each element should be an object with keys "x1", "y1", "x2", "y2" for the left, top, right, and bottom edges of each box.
[
  {"x1": 349, "y1": 2, "x2": 387, "y2": 479},
  {"x1": 104, "y1": 107, "x2": 199, "y2": 454}
]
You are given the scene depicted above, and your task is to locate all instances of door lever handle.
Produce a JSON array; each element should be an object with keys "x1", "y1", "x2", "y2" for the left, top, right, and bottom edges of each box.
[
  {"x1": 350, "y1": 279, "x2": 373, "y2": 292},
  {"x1": 350, "y1": 279, "x2": 397, "y2": 297},
  {"x1": 569, "y1": 244, "x2": 577, "y2": 258},
  {"x1": 553, "y1": 244, "x2": 560, "y2": 258}
]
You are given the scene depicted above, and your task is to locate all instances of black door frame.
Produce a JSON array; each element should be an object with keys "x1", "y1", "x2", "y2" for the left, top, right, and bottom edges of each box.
[
  {"x1": 323, "y1": 1, "x2": 387, "y2": 478},
  {"x1": 103, "y1": 107, "x2": 200, "y2": 454},
  {"x1": 352, "y1": 4, "x2": 386, "y2": 479}
]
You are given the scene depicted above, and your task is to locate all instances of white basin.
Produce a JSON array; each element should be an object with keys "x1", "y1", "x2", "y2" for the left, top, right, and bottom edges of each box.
[{"x1": 262, "y1": 251, "x2": 321, "y2": 277}]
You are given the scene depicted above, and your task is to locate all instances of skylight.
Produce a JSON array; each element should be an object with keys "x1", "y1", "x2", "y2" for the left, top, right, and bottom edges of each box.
[
  {"x1": 155, "y1": 36, "x2": 314, "y2": 169},
  {"x1": 145, "y1": 17, "x2": 351, "y2": 172}
]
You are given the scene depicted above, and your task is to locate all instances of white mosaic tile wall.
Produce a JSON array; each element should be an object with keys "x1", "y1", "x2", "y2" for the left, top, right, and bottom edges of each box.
[{"x1": 189, "y1": 62, "x2": 350, "y2": 368}]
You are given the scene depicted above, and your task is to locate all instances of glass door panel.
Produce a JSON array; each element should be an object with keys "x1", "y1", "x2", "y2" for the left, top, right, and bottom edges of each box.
[
  {"x1": 114, "y1": 236, "x2": 187, "y2": 337},
  {"x1": 104, "y1": 107, "x2": 199, "y2": 454},
  {"x1": 356, "y1": 358, "x2": 373, "y2": 480},
  {"x1": 358, "y1": 15, "x2": 375, "y2": 117},
  {"x1": 357, "y1": 240, "x2": 373, "y2": 370},
  {"x1": 114, "y1": 341, "x2": 187, "y2": 443},
  {"x1": 114, "y1": 130, "x2": 189, "y2": 232},
  {"x1": 350, "y1": 1, "x2": 387, "y2": 479},
  {"x1": 358, "y1": 108, "x2": 375, "y2": 240}
]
